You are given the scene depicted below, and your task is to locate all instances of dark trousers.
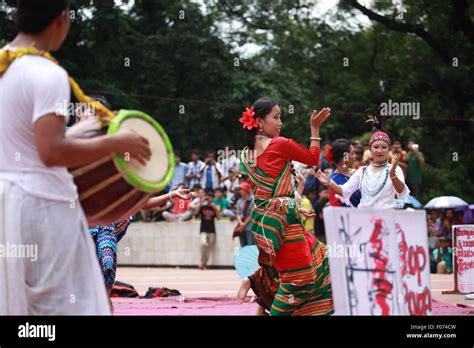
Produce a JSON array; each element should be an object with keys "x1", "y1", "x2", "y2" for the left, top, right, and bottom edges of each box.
[
  {"x1": 408, "y1": 183, "x2": 421, "y2": 201},
  {"x1": 239, "y1": 228, "x2": 255, "y2": 246}
]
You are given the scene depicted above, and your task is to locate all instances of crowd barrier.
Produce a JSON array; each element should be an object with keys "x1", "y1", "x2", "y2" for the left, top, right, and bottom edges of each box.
[{"x1": 117, "y1": 221, "x2": 241, "y2": 267}]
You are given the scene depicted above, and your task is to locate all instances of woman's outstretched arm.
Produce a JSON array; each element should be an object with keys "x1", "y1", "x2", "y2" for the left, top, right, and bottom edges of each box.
[{"x1": 141, "y1": 188, "x2": 194, "y2": 210}]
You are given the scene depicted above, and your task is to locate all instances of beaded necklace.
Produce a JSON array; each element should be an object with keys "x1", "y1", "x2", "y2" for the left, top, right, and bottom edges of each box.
[{"x1": 360, "y1": 163, "x2": 389, "y2": 200}]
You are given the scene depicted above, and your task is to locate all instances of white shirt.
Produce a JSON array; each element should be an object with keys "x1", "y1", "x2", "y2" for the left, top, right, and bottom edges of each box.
[
  {"x1": 199, "y1": 161, "x2": 222, "y2": 190},
  {"x1": 340, "y1": 164, "x2": 409, "y2": 209},
  {"x1": 186, "y1": 160, "x2": 204, "y2": 188},
  {"x1": 0, "y1": 46, "x2": 78, "y2": 201},
  {"x1": 220, "y1": 155, "x2": 240, "y2": 178},
  {"x1": 292, "y1": 160, "x2": 307, "y2": 173},
  {"x1": 223, "y1": 177, "x2": 239, "y2": 201}
]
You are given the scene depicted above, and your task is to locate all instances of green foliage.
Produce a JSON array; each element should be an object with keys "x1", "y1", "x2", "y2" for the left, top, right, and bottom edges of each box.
[{"x1": 1, "y1": 0, "x2": 472, "y2": 202}]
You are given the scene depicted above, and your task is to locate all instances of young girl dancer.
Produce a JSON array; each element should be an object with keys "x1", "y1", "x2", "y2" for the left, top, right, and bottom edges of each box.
[{"x1": 238, "y1": 97, "x2": 334, "y2": 316}]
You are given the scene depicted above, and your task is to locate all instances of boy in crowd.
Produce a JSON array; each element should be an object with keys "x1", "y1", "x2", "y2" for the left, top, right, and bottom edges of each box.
[
  {"x1": 212, "y1": 188, "x2": 236, "y2": 220},
  {"x1": 198, "y1": 195, "x2": 220, "y2": 269}
]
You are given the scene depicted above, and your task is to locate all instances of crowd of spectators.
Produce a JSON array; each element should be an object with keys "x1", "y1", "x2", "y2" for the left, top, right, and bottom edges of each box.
[
  {"x1": 135, "y1": 140, "x2": 411, "y2": 234},
  {"x1": 136, "y1": 148, "x2": 240, "y2": 221}
]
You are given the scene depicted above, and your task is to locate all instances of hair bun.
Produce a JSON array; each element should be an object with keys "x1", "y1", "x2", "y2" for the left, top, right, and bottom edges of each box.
[{"x1": 366, "y1": 114, "x2": 384, "y2": 131}]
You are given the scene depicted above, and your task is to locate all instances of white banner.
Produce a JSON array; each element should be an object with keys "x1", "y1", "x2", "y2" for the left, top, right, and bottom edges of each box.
[
  {"x1": 453, "y1": 225, "x2": 474, "y2": 293},
  {"x1": 323, "y1": 207, "x2": 431, "y2": 315}
]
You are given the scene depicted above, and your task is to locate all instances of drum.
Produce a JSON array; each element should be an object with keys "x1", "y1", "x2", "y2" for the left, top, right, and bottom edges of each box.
[{"x1": 66, "y1": 110, "x2": 174, "y2": 226}]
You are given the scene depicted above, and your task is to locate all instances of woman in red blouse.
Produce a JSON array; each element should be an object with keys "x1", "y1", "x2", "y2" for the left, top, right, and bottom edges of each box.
[{"x1": 237, "y1": 97, "x2": 334, "y2": 315}]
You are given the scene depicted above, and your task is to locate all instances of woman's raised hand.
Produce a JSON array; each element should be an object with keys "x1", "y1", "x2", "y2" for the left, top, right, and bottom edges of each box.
[
  {"x1": 315, "y1": 169, "x2": 330, "y2": 185},
  {"x1": 390, "y1": 157, "x2": 399, "y2": 177},
  {"x1": 310, "y1": 107, "x2": 331, "y2": 128}
]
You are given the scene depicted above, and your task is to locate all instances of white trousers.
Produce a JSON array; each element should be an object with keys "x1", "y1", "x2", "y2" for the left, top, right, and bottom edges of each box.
[{"x1": 0, "y1": 180, "x2": 110, "y2": 315}]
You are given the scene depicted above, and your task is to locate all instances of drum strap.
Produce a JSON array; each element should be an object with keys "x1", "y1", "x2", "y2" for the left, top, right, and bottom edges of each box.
[{"x1": 0, "y1": 44, "x2": 115, "y2": 125}]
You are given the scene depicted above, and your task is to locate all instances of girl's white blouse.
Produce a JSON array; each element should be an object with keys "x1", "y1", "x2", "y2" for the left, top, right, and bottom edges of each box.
[{"x1": 339, "y1": 164, "x2": 410, "y2": 209}]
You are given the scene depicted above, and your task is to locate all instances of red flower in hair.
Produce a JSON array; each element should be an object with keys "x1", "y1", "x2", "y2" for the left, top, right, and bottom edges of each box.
[
  {"x1": 326, "y1": 145, "x2": 334, "y2": 164},
  {"x1": 239, "y1": 106, "x2": 258, "y2": 131}
]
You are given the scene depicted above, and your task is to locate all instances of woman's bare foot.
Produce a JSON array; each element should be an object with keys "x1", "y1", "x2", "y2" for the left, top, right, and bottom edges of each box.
[
  {"x1": 256, "y1": 305, "x2": 267, "y2": 316},
  {"x1": 109, "y1": 297, "x2": 114, "y2": 314},
  {"x1": 237, "y1": 278, "x2": 251, "y2": 303},
  {"x1": 106, "y1": 287, "x2": 114, "y2": 314}
]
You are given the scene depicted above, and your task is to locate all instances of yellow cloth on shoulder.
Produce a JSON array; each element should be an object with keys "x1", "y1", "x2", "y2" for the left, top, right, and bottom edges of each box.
[{"x1": 0, "y1": 44, "x2": 115, "y2": 125}]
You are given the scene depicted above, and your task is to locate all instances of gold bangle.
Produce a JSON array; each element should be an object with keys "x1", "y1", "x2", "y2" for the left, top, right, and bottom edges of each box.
[{"x1": 310, "y1": 137, "x2": 322, "y2": 141}]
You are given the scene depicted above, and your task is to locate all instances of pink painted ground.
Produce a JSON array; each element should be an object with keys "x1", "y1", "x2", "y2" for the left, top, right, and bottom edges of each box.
[
  {"x1": 112, "y1": 296, "x2": 258, "y2": 315},
  {"x1": 113, "y1": 267, "x2": 474, "y2": 316},
  {"x1": 111, "y1": 297, "x2": 474, "y2": 316}
]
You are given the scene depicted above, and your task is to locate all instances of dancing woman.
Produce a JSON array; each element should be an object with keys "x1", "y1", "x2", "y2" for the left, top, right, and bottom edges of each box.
[
  {"x1": 239, "y1": 97, "x2": 334, "y2": 316},
  {"x1": 317, "y1": 120, "x2": 410, "y2": 315},
  {"x1": 316, "y1": 121, "x2": 409, "y2": 209}
]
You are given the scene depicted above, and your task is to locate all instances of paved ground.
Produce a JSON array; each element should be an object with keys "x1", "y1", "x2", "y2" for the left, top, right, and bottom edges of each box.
[
  {"x1": 113, "y1": 267, "x2": 473, "y2": 315},
  {"x1": 116, "y1": 266, "x2": 253, "y2": 297},
  {"x1": 113, "y1": 266, "x2": 257, "y2": 315},
  {"x1": 430, "y1": 273, "x2": 472, "y2": 306}
]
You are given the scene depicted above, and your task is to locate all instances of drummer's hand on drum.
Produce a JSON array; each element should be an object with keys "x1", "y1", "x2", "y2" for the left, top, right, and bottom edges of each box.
[{"x1": 113, "y1": 129, "x2": 151, "y2": 165}]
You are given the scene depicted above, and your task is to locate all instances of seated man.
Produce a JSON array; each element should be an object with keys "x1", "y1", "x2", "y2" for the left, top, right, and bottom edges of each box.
[
  {"x1": 212, "y1": 188, "x2": 236, "y2": 220},
  {"x1": 162, "y1": 186, "x2": 193, "y2": 222},
  {"x1": 433, "y1": 238, "x2": 453, "y2": 274},
  {"x1": 188, "y1": 187, "x2": 207, "y2": 219}
]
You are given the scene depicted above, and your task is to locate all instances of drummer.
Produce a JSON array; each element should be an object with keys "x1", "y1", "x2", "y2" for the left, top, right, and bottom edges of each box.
[{"x1": 0, "y1": 0, "x2": 151, "y2": 315}]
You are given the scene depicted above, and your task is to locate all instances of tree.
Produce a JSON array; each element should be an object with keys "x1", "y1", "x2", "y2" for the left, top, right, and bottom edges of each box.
[{"x1": 1, "y1": 0, "x2": 472, "y2": 202}]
